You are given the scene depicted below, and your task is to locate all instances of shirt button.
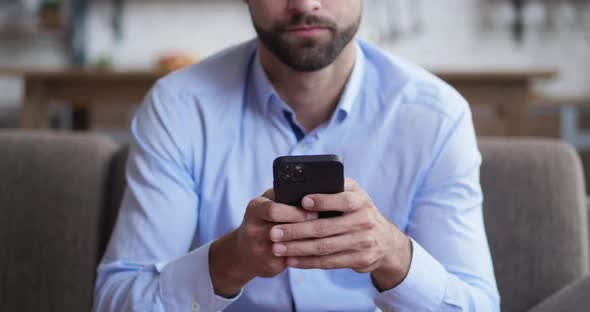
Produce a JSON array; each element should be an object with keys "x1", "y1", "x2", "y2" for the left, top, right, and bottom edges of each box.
[{"x1": 191, "y1": 302, "x2": 200, "y2": 312}]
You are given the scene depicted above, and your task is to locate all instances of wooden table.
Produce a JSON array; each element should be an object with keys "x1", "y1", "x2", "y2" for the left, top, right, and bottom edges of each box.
[
  {"x1": 0, "y1": 68, "x2": 557, "y2": 136},
  {"x1": 0, "y1": 69, "x2": 162, "y2": 129},
  {"x1": 438, "y1": 70, "x2": 556, "y2": 136}
]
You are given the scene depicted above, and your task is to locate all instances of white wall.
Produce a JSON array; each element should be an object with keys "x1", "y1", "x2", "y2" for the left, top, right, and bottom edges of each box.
[
  {"x1": 0, "y1": 36, "x2": 66, "y2": 107},
  {"x1": 86, "y1": 1, "x2": 256, "y2": 69},
  {"x1": 382, "y1": 0, "x2": 590, "y2": 97},
  {"x1": 1, "y1": 0, "x2": 589, "y2": 108}
]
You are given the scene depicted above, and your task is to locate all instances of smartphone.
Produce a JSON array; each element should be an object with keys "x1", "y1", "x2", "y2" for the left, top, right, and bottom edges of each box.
[{"x1": 273, "y1": 155, "x2": 344, "y2": 218}]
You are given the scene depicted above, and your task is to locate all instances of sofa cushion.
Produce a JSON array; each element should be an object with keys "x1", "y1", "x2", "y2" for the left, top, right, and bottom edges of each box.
[
  {"x1": 0, "y1": 130, "x2": 118, "y2": 312},
  {"x1": 479, "y1": 138, "x2": 589, "y2": 312}
]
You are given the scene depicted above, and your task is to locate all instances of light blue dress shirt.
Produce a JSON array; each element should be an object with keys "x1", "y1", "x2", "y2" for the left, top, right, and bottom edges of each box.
[{"x1": 94, "y1": 39, "x2": 500, "y2": 312}]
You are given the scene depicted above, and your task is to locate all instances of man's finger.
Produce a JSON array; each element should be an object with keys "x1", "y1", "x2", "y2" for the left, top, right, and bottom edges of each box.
[
  {"x1": 270, "y1": 212, "x2": 366, "y2": 242},
  {"x1": 344, "y1": 177, "x2": 361, "y2": 192},
  {"x1": 262, "y1": 188, "x2": 275, "y2": 201},
  {"x1": 301, "y1": 191, "x2": 365, "y2": 213},
  {"x1": 272, "y1": 232, "x2": 366, "y2": 257},
  {"x1": 256, "y1": 199, "x2": 318, "y2": 224}
]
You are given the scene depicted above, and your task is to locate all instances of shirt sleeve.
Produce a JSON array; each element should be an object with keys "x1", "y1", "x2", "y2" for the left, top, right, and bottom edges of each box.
[
  {"x1": 92, "y1": 83, "x2": 241, "y2": 312},
  {"x1": 374, "y1": 107, "x2": 500, "y2": 312}
]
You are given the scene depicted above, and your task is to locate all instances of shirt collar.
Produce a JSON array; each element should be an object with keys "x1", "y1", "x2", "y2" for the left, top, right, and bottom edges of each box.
[
  {"x1": 251, "y1": 47, "x2": 282, "y2": 116},
  {"x1": 250, "y1": 40, "x2": 366, "y2": 121},
  {"x1": 335, "y1": 41, "x2": 365, "y2": 122}
]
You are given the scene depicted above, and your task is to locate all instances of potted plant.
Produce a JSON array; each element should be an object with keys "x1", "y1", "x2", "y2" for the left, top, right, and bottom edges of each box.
[{"x1": 38, "y1": 0, "x2": 62, "y2": 30}]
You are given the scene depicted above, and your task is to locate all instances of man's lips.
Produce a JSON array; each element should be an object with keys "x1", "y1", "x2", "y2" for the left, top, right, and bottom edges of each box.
[{"x1": 284, "y1": 25, "x2": 330, "y2": 37}]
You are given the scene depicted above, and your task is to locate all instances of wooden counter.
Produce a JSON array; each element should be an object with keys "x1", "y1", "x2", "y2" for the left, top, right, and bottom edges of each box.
[
  {"x1": 437, "y1": 69, "x2": 557, "y2": 136},
  {"x1": 0, "y1": 68, "x2": 557, "y2": 136}
]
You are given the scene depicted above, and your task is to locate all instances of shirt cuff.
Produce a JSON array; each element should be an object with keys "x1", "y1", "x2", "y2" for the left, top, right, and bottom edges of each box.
[
  {"x1": 374, "y1": 238, "x2": 447, "y2": 311},
  {"x1": 159, "y1": 241, "x2": 243, "y2": 311}
]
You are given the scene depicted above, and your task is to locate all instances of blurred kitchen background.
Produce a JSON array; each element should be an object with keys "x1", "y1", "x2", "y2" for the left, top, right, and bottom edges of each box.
[{"x1": 0, "y1": 0, "x2": 589, "y2": 185}]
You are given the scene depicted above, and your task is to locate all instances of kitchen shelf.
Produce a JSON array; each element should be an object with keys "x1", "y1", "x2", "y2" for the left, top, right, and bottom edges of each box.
[{"x1": 0, "y1": 25, "x2": 67, "y2": 38}]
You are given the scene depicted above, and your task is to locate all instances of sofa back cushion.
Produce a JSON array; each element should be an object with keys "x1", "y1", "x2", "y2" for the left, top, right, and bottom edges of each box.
[
  {"x1": 0, "y1": 131, "x2": 118, "y2": 312},
  {"x1": 480, "y1": 138, "x2": 589, "y2": 311}
]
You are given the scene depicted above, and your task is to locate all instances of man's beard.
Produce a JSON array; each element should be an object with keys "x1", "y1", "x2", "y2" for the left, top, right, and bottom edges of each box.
[{"x1": 252, "y1": 13, "x2": 361, "y2": 72}]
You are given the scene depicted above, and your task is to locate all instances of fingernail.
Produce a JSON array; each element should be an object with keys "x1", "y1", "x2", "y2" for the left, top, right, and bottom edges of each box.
[
  {"x1": 287, "y1": 257, "x2": 299, "y2": 267},
  {"x1": 270, "y1": 228, "x2": 284, "y2": 241},
  {"x1": 306, "y1": 212, "x2": 318, "y2": 220},
  {"x1": 302, "y1": 197, "x2": 314, "y2": 209},
  {"x1": 273, "y1": 243, "x2": 287, "y2": 256}
]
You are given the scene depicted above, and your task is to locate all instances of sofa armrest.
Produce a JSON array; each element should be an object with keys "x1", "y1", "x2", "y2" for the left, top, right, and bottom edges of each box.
[{"x1": 529, "y1": 275, "x2": 590, "y2": 312}]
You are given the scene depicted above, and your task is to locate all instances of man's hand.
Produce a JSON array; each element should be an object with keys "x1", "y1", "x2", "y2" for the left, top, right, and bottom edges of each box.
[
  {"x1": 209, "y1": 189, "x2": 318, "y2": 298},
  {"x1": 269, "y1": 178, "x2": 413, "y2": 291}
]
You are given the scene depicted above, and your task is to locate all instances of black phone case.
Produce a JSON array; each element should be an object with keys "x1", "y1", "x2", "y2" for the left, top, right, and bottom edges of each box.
[{"x1": 273, "y1": 155, "x2": 344, "y2": 218}]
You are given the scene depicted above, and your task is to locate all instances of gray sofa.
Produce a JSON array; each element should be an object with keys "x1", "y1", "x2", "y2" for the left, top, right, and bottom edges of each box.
[{"x1": 0, "y1": 130, "x2": 588, "y2": 311}]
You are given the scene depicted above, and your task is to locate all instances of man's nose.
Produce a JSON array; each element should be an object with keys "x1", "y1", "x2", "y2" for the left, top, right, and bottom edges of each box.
[{"x1": 287, "y1": 0, "x2": 322, "y2": 14}]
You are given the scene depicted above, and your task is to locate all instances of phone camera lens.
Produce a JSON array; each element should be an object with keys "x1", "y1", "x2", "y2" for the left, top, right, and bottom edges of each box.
[
  {"x1": 291, "y1": 164, "x2": 304, "y2": 180},
  {"x1": 279, "y1": 164, "x2": 305, "y2": 183}
]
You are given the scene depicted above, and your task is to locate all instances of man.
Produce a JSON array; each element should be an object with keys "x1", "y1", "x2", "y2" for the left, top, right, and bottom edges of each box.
[{"x1": 94, "y1": 0, "x2": 500, "y2": 311}]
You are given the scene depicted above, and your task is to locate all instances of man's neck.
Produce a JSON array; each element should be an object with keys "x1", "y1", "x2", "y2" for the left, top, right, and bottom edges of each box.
[{"x1": 258, "y1": 40, "x2": 357, "y2": 133}]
